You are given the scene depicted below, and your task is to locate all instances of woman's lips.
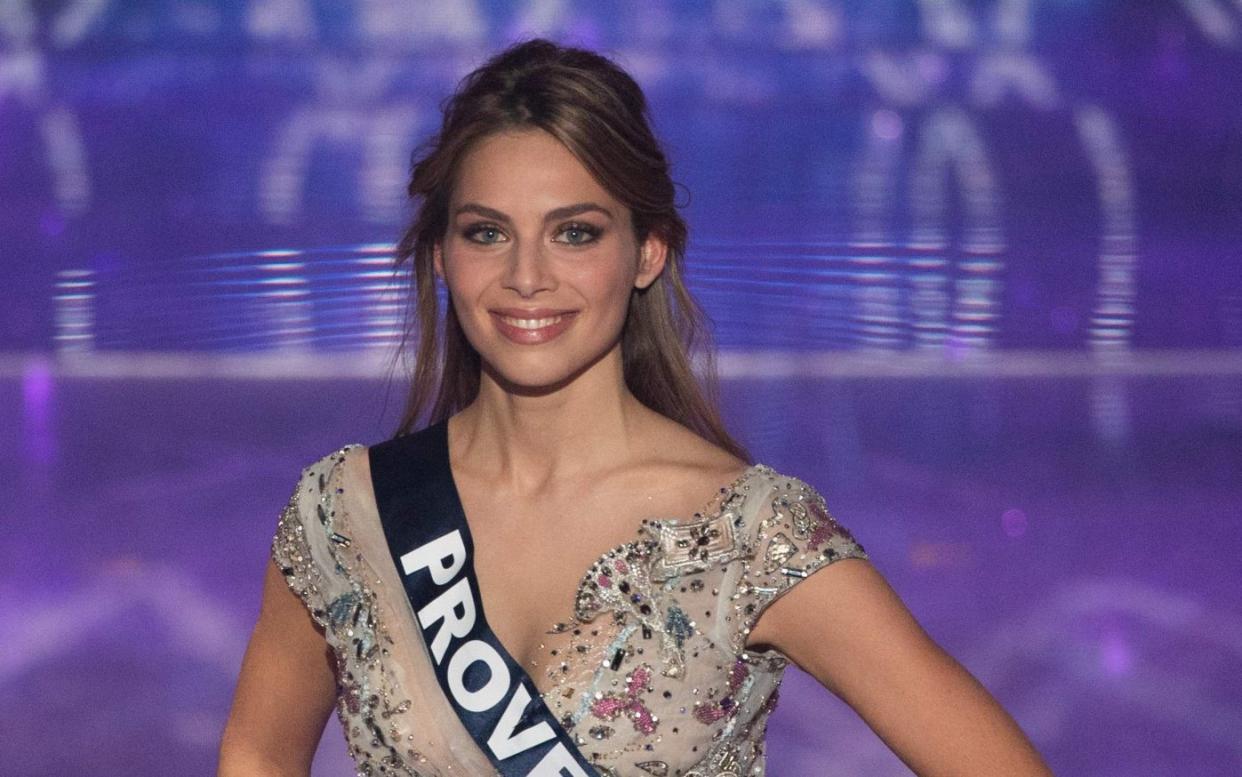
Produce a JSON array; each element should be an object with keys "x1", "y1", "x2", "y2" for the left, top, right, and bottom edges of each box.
[{"x1": 490, "y1": 311, "x2": 578, "y2": 344}]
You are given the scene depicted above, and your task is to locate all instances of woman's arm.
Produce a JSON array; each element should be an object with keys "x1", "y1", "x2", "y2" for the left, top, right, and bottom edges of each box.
[
  {"x1": 217, "y1": 557, "x2": 340, "y2": 777},
  {"x1": 747, "y1": 558, "x2": 1053, "y2": 777}
]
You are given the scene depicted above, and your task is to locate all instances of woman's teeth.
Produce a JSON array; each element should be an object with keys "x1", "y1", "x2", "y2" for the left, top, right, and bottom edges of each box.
[{"x1": 500, "y1": 315, "x2": 564, "y2": 329}]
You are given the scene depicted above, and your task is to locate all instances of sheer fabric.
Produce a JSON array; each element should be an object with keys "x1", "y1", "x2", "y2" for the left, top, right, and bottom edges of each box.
[{"x1": 271, "y1": 442, "x2": 867, "y2": 776}]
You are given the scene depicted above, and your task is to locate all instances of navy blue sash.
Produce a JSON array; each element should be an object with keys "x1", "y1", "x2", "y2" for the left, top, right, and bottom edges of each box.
[{"x1": 369, "y1": 419, "x2": 601, "y2": 777}]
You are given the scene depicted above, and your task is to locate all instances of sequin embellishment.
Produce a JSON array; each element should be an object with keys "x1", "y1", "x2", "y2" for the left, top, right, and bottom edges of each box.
[
  {"x1": 762, "y1": 531, "x2": 797, "y2": 573},
  {"x1": 273, "y1": 451, "x2": 869, "y2": 777},
  {"x1": 648, "y1": 511, "x2": 749, "y2": 581},
  {"x1": 590, "y1": 663, "x2": 659, "y2": 735},
  {"x1": 693, "y1": 658, "x2": 749, "y2": 724},
  {"x1": 788, "y1": 491, "x2": 855, "y2": 551},
  {"x1": 271, "y1": 446, "x2": 424, "y2": 776},
  {"x1": 664, "y1": 604, "x2": 694, "y2": 649}
]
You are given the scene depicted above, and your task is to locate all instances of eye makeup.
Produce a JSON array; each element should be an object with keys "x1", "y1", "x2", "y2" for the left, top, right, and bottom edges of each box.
[{"x1": 460, "y1": 221, "x2": 604, "y2": 246}]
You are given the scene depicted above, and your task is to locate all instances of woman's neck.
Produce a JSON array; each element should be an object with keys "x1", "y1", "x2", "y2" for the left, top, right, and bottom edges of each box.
[{"x1": 450, "y1": 360, "x2": 654, "y2": 493}]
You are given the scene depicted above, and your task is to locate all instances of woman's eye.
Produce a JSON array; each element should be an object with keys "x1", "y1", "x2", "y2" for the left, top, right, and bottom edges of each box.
[
  {"x1": 463, "y1": 222, "x2": 600, "y2": 246},
  {"x1": 464, "y1": 225, "x2": 505, "y2": 244},
  {"x1": 556, "y1": 223, "x2": 601, "y2": 245}
]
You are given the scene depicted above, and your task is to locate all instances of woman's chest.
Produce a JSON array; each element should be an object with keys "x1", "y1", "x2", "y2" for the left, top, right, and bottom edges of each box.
[
  {"x1": 331, "y1": 459, "x2": 796, "y2": 775},
  {"x1": 459, "y1": 474, "x2": 749, "y2": 679},
  {"x1": 481, "y1": 539, "x2": 787, "y2": 777},
  {"x1": 465, "y1": 509, "x2": 652, "y2": 682},
  {"x1": 489, "y1": 510, "x2": 785, "y2": 771}
]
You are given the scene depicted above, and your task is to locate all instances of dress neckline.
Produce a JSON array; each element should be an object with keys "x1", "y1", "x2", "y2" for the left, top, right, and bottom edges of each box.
[
  {"x1": 564, "y1": 461, "x2": 765, "y2": 620},
  {"x1": 440, "y1": 418, "x2": 767, "y2": 631}
]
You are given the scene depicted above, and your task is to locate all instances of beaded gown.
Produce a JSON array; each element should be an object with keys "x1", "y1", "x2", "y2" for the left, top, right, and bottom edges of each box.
[{"x1": 271, "y1": 439, "x2": 868, "y2": 777}]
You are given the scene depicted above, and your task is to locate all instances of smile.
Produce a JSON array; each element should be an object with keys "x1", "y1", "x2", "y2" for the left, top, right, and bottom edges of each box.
[
  {"x1": 490, "y1": 311, "x2": 578, "y2": 344},
  {"x1": 499, "y1": 315, "x2": 566, "y2": 329}
]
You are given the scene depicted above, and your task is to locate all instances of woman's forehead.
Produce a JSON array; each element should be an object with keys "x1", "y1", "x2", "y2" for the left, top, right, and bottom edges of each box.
[{"x1": 453, "y1": 129, "x2": 617, "y2": 212}]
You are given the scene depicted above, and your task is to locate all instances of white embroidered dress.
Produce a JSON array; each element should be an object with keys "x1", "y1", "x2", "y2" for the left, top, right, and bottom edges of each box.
[{"x1": 271, "y1": 442, "x2": 867, "y2": 776}]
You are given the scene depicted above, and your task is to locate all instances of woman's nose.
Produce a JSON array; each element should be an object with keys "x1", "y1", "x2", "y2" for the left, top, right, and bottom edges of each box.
[{"x1": 501, "y1": 240, "x2": 555, "y2": 297}]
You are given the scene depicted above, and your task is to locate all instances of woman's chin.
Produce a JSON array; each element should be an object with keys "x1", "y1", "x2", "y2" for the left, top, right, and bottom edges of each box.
[
  {"x1": 479, "y1": 358, "x2": 577, "y2": 395},
  {"x1": 479, "y1": 348, "x2": 609, "y2": 396}
]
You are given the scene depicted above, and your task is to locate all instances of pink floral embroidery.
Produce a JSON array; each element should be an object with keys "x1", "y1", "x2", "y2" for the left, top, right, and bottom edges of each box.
[
  {"x1": 807, "y1": 499, "x2": 850, "y2": 550},
  {"x1": 590, "y1": 663, "x2": 658, "y2": 735},
  {"x1": 693, "y1": 658, "x2": 749, "y2": 724}
]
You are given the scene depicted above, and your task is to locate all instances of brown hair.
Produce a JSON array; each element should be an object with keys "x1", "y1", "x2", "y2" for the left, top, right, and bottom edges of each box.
[{"x1": 389, "y1": 37, "x2": 751, "y2": 464}]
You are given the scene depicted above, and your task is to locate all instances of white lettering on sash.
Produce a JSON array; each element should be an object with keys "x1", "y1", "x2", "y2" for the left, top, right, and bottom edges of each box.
[
  {"x1": 417, "y1": 576, "x2": 476, "y2": 663},
  {"x1": 400, "y1": 528, "x2": 466, "y2": 583},
  {"x1": 447, "y1": 638, "x2": 511, "y2": 711},
  {"x1": 402, "y1": 529, "x2": 589, "y2": 773},
  {"x1": 487, "y1": 680, "x2": 555, "y2": 758}
]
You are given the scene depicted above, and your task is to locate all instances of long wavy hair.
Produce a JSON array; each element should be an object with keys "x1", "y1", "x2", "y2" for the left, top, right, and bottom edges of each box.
[{"x1": 390, "y1": 37, "x2": 751, "y2": 464}]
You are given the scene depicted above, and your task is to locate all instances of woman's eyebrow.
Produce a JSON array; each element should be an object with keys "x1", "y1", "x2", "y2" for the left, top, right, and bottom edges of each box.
[{"x1": 454, "y1": 202, "x2": 614, "y2": 222}]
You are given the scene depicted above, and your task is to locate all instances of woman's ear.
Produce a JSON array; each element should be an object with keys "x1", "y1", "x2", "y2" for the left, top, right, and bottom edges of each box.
[
  {"x1": 634, "y1": 234, "x2": 668, "y2": 290},
  {"x1": 433, "y1": 242, "x2": 444, "y2": 280}
]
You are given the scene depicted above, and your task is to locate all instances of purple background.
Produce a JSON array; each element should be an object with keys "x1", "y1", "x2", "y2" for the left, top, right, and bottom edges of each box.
[{"x1": 1, "y1": 2, "x2": 1240, "y2": 776}]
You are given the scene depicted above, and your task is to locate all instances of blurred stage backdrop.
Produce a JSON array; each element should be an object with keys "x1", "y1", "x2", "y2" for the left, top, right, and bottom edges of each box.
[{"x1": 2, "y1": 2, "x2": 1240, "y2": 776}]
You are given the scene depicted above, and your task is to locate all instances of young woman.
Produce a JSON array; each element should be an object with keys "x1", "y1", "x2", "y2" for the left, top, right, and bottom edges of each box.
[{"x1": 219, "y1": 38, "x2": 1053, "y2": 777}]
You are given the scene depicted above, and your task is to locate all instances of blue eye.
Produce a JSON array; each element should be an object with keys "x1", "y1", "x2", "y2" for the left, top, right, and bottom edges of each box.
[
  {"x1": 556, "y1": 222, "x2": 601, "y2": 245},
  {"x1": 461, "y1": 222, "x2": 601, "y2": 246},
  {"x1": 463, "y1": 224, "x2": 505, "y2": 244}
]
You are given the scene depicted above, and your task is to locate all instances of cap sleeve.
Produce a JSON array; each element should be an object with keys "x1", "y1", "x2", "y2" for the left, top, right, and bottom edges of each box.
[
  {"x1": 730, "y1": 472, "x2": 868, "y2": 658},
  {"x1": 269, "y1": 446, "x2": 359, "y2": 639}
]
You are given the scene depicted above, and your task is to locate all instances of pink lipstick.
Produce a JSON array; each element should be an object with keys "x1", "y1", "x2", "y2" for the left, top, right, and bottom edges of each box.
[{"x1": 490, "y1": 309, "x2": 578, "y2": 344}]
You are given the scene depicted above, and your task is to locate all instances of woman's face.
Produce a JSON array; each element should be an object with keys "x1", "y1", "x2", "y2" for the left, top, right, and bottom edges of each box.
[{"x1": 435, "y1": 128, "x2": 666, "y2": 392}]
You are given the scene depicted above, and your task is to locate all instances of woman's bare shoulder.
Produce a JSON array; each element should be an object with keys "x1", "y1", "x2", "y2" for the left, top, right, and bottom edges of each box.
[{"x1": 639, "y1": 411, "x2": 750, "y2": 483}]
